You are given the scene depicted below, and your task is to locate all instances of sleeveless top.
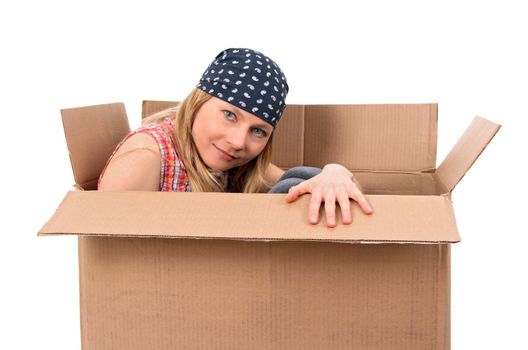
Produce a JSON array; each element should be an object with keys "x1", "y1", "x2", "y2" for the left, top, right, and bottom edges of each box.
[{"x1": 98, "y1": 116, "x2": 192, "y2": 192}]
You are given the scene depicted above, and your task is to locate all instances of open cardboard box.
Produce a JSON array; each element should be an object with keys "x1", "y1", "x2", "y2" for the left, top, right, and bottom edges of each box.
[{"x1": 39, "y1": 101, "x2": 500, "y2": 349}]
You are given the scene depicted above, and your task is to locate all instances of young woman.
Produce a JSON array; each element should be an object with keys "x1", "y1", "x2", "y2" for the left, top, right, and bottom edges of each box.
[{"x1": 98, "y1": 48, "x2": 373, "y2": 227}]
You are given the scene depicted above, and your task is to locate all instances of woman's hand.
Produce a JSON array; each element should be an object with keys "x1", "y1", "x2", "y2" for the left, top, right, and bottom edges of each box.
[{"x1": 284, "y1": 164, "x2": 373, "y2": 227}]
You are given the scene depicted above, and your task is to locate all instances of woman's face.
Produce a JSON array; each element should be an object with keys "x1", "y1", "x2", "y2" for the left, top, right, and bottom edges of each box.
[{"x1": 191, "y1": 97, "x2": 273, "y2": 171}]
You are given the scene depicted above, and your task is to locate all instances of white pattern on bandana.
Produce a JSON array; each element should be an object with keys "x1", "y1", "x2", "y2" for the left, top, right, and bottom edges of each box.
[{"x1": 197, "y1": 48, "x2": 288, "y2": 128}]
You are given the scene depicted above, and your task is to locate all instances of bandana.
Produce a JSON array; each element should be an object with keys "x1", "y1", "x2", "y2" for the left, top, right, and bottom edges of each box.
[{"x1": 197, "y1": 48, "x2": 289, "y2": 128}]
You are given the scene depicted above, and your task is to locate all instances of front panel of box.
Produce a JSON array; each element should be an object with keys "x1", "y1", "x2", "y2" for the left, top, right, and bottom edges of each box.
[{"x1": 78, "y1": 237, "x2": 449, "y2": 350}]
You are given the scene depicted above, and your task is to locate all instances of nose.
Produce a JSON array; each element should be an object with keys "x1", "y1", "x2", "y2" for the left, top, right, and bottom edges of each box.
[{"x1": 227, "y1": 127, "x2": 247, "y2": 151}]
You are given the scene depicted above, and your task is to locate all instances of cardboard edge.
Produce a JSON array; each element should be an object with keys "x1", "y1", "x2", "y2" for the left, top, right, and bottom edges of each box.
[
  {"x1": 78, "y1": 237, "x2": 88, "y2": 350},
  {"x1": 300, "y1": 104, "x2": 306, "y2": 165},
  {"x1": 60, "y1": 102, "x2": 130, "y2": 190},
  {"x1": 446, "y1": 244, "x2": 452, "y2": 349},
  {"x1": 37, "y1": 191, "x2": 71, "y2": 237},
  {"x1": 429, "y1": 103, "x2": 439, "y2": 172},
  {"x1": 441, "y1": 193, "x2": 461, "y2": 244},
  {"x1": 39, "y1": 232, "x2": 460, "y2": 244},
  {"x1": 61, "y1": 108, "x2": 84, "y2": 188},
  {"x1": 38, "y1": 191, "x2": 461, "y2": 244},
  {"x1": 435, "y1": 244, "x2": 451, "y2": 349},
  {"x1": 141, "y1": 100, "x2": 179, "y2": 119},
  {"x1": 435, "y1": 116, "x2": 501, "y2": 193}
]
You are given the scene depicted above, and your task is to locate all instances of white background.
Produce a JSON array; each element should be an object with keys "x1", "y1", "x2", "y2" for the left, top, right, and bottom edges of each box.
[{"x1": 1, "y1": 0, "x2": 526, "y2": 349}]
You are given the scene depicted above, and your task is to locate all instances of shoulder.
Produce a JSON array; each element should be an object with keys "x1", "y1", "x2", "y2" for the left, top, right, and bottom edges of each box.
[
  {"x1": 98, "y1": 133, "x2": 161, "y2": 191},
  {"x1": 118, "y1": 132, "x2": 160, "y2": 155}
]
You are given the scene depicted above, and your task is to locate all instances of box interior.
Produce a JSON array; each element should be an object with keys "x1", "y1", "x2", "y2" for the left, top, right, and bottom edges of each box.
[
  {"x1": 63, "y1": 100, "x2": 497, "y2": 197},
  {"x1": 64, "y1": 101, "x2": 445, "y2": 194}
]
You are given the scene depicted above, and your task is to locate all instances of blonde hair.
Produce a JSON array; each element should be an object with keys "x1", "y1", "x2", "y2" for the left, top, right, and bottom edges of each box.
[{"x1": 142, "y1": 88, "x2": 274, "y2": 193}]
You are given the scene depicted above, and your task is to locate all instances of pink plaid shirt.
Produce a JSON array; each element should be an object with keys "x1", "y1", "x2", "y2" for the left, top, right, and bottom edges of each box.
[{"x1": 98, "y1": 116, "x2": 191, "y2": 192}]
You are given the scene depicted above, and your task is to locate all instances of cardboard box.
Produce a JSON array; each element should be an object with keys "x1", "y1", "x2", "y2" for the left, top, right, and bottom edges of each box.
[{"x1": 39, "y1": 101, "x2": 500, "y2": 349}]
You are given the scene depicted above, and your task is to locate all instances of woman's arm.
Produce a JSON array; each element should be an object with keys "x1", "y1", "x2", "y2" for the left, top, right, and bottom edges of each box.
[{"x1": 98, "y1": 133, "x2": 161, "y2": 191}]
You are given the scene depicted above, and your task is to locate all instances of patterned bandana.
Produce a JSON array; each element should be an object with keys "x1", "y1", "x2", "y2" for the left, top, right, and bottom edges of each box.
[{"x1": 197, "y1": 48, "x2": 289, "y2": 128}]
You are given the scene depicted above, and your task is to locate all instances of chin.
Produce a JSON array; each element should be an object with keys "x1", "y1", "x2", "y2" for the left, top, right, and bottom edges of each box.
[{"x1": 204, "y1": 160, "x2": 233, "y2": 172}]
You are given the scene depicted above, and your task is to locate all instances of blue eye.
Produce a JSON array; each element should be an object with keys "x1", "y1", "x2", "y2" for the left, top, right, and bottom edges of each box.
[
  {"x1": 224, "y1": 110, "x2": 236, "y2": 121},
  {"x1": 252, "y1": 128, "x2": 267, "y2": 138}
]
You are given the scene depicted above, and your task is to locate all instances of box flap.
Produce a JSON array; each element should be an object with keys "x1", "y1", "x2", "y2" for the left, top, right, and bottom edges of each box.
[
  {"x1": 435, "y1": 116, "x2": 501, "y2": 193},
  {"x1": 61, "y1": 103, "x2": 131, "y2": 190},
  {"x1": 270, "y1": 104, "x2": 305, "y2": 168},
  {"x1": 40, "y1": 191, "x2": 460, "y2": 244},
  {"x1": 304, "y1": 104, "x2": 438, "y2": 172},
  {"x1": 141, "y1": 100, "x2": 179, "y2": 119},
  {"x1": 353, "y1": 171, "x2": 437, "y2": 195}
]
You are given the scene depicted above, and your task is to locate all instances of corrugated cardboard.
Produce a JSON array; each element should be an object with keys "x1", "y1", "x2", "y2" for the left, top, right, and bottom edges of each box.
[{"x1": 40, "y1": 101, "x2": 500, "y2": 349}]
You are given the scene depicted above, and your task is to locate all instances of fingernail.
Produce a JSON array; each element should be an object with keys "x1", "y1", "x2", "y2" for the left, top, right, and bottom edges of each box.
[{"x1": 310, "y1": 215, "x2": 317, "y2": 223}]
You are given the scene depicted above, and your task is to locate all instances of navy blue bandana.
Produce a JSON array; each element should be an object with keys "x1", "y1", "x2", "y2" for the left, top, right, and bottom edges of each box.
[{"x1": 197, "y1": 48, "x2": 289, "y2": 128}]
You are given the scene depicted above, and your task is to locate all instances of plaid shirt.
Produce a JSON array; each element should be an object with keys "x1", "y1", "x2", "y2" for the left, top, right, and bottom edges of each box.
[{"x1": 98, "y1": 116, "x2": 191, "y2": 192}]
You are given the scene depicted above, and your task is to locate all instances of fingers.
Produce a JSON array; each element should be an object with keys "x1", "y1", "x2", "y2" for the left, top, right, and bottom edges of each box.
[
  {"x1": 348, "y1": 186, "x2": 374, "y2": 215},
  {"x1": 336, "y1": 191, "x2": 352, "y2": 224},
  {"x1": 284, "y1": 182, "x2": 309, "y2": 203},
  {"x1": 318, "y1": 184, "x2": 372, "y2": 227},
  {"x1": 324, "y1": 195, "x2": 337, "y2": 227},
  {"x1": 283, "y1": 172, "x2": 374, "y2": 227},
  {"x1": 308, "y1": 193, "x2": 372, "y2": 227},
  {"x1": 313, "y1": 192, "x2": 354, "y2": 227},
  {"x1": 308, "y1": 192, "x2": 323, "y2": 224}
]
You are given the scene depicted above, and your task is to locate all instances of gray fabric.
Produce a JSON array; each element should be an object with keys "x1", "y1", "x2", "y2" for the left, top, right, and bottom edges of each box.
[{"x1": 269, "y1": 166, "x2": 321, "y2": 193}]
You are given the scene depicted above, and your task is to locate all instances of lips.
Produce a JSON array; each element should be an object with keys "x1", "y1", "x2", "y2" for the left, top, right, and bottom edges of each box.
[{"x1": 214, "y1": 144, "x2": 238, "y2": 160}]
